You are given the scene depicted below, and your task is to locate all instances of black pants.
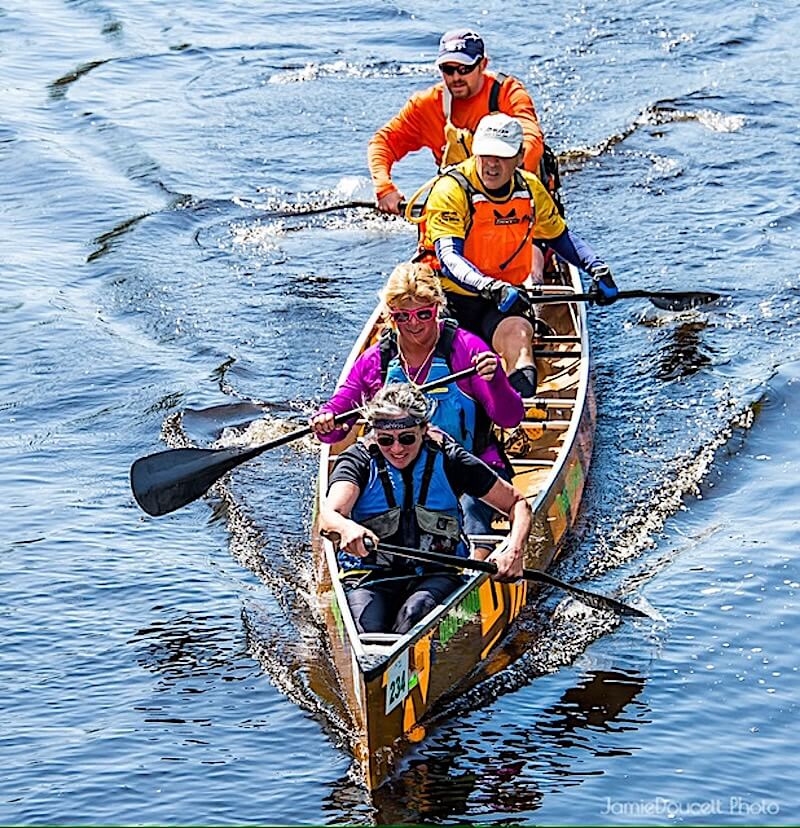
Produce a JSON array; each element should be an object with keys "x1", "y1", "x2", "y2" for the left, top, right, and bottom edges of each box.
[{"x1": 347, "y1": 573, "x2": 464, "y2": 635}]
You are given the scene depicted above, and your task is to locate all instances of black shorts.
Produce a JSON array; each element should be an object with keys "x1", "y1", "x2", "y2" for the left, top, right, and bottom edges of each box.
[{"x1": 444, "y1": 291, "x2": 525, "y2": 346}]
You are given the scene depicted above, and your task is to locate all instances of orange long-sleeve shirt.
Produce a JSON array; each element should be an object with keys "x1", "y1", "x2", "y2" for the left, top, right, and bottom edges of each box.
[{"x1": 368, "y1": 70, "x2": 544, "y2": 200}]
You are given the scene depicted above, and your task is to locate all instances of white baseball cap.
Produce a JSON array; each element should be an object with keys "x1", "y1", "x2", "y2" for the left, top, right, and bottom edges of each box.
[{"x1": 471, "y1": 113, "x2": 524, "y2": 158}]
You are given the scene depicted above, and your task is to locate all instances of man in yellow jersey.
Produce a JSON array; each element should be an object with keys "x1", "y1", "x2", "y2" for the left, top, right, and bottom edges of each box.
[
  {"x1": 369, "y1": 29, "x2": 545, "y2": 215},
  {"x1": 421, "y1": 113, "x2": 618, "y2": 398}
]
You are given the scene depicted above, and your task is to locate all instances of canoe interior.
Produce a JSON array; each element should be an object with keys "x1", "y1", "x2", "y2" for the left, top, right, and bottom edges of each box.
[{"x1": 311, "y1": 261, "x2": 595, "y2": 788}]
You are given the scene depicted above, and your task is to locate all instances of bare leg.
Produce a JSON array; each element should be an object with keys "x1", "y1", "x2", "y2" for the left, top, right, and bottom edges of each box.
[
  {"x1": 491, "y1": 316, "x2": 535, "y2": 373},
  {"x1": 492, "y1": 316, "x2": 537, "y2": 398}
]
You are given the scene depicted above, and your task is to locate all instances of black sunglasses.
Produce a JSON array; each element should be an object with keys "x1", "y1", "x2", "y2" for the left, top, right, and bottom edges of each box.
[
  {"x1": 440, "y1": 61, "x2": 481, "y2": 77},
  {"x1": 376, "y1": 432, "x2": 418, "y2": 447}
]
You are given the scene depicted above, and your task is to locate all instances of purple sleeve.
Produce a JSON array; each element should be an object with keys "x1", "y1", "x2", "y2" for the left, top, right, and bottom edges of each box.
[
  {"x1": 450, "y1": 328, "x2": 524, "y2": 429},
  {"x1": 314, "y1": 345, "x2": 384, "y2": 444}
]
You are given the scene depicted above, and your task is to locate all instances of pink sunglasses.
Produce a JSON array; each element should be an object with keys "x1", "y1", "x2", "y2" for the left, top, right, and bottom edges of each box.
[{"x1": 388, "y1": 305, "x2": 438, "y2": 324}]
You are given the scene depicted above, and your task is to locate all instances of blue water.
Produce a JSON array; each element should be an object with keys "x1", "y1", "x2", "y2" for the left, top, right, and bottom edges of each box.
[{"x1": 1, "y1": 0, "x2": 799, "y2": 824}]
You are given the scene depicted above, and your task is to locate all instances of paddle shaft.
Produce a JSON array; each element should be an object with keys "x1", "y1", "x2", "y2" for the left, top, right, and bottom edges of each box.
[
  {"x1": 261, "y1": 200, "x2": 419, "y2": 219},
  {"x1": 365, "y1": 540, "x2": 648, "y2": 619},
  {"x1": 524, "y1": 288, "x2": 720, "y2": 309},
  {"x1": 210, "y1": 363, "x2": 479, "y2": 461},
  {"x1": 131, "y1": 365, "x2": 478, "y2": 516},
  {"x1": 259, "y1": 199, "x2": 717, "y2": 309},
  {"x1": 259, "y1": 202, "x2": 718, "y2": 310}
]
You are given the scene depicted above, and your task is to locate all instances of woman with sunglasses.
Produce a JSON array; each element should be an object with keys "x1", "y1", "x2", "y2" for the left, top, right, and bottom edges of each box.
[
  {"x1": 319, "y1": 383, "x2": 532, "y2": 634},
  {"x1": 311, "y1": 262, "x2": 524, "y2": 553},
  {"x1": 368, "y1": 28, "x2": 545, "y2": 215}
]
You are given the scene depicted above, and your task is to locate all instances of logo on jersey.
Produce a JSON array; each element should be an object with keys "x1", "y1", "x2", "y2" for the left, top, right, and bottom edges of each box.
[{"x1": 494, "y1": 208, "x2": 522, "y2": 226}]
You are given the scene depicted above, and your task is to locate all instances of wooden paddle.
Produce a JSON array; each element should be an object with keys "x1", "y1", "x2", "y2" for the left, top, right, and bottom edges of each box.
[
  {"x1": 130, "y1": 365, "x2": 479, "y2": 518},
  {"x1": 524, "y1": 288, "x2": 720, "y2": 312},
  {"x1": 367, "y1": 540, "x2": 649, "y2": 619}
]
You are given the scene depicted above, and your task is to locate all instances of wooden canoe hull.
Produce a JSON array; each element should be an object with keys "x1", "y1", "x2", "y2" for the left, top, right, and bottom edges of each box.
[{"x1": 311, "y1": 262, "x2": 594, "y2": 789}]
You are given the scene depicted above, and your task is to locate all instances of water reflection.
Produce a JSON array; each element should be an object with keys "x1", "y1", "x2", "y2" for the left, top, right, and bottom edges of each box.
[
  {"x1": 323, "y1": 668, "x2": 647, "y2": 825},
  {"x1": 657, "y1": 321, "x2": 713, "y2": 381},
  {"x1": 129, "y1": 609, "x2": 247, "y2": 689},
  {"x1": 538, "y1": 669, "x2": 646, "y2": 741}
]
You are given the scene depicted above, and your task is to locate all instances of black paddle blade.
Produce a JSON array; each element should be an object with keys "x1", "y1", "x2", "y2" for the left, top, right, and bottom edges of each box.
[
  {"x1": 525, "y1": 288, "x2": 722, "y2": 311},
  {"x1": 644, "y1": 290, "x2": 720, "y2": 311},
  {"x1": 130, "y1": 365, "x2": 478, "y2": 518},
  {"x1": 130, "y1": 445, "x2": 255, "y2": 517},
  {"x1": 527, "y1": 569, "x2": 649, "y2": 618}
]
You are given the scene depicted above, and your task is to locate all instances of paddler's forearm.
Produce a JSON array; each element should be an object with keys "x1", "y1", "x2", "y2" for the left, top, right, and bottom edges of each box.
[
  {"x1": 368, "y1": 104, "x2": 428, "y2": 200},
  {"x1": 315, "y1": 354, "x2": 381, "y2": 443},
  {"x1": 434, "y1": 237, "x2": 494, "y2": 295},
  {"x1": 545, "y1": 228, "x2": 605, "y2": 274},
  {"x1": 367, "y1": 133, "x2": 397, "y2": 201},
  {"x1": 507, "y1": 496, "x2": 532, "y2": 554}
]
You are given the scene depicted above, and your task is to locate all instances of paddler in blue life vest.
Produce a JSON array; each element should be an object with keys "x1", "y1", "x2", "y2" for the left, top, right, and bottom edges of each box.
[
  {"x1": 310, "y1": 261, "x2": 524, "y2": 560},
  {"x1": 318, "y1": 383, "x2": 532, "y2": 634},
  {"x1": 418, "y1": 112, "x2": 619, "y2": 398}
]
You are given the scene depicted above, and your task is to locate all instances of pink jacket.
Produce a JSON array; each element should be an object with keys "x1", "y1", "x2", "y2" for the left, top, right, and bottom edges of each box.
[{"x1": 315, "y1": 323, "x2": 523, "y2": 469}]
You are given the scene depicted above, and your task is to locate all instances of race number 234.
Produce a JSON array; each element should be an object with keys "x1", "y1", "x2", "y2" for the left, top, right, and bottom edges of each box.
[{"x1": 385, "y1": 649, "x2": 409, "y2": 715}]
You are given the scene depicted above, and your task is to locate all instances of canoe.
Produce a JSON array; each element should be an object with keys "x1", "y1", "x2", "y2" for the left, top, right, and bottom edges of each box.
[{"x1": 311, "y1": 260, "x2": 595, "y2": 789}]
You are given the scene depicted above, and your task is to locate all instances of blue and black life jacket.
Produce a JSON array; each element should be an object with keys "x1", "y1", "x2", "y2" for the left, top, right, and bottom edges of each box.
[{"x1": 338, "y1": 439, "x2": 468, "y2": 574}]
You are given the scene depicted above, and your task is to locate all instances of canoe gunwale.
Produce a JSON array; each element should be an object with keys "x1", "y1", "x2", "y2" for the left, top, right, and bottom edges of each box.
[{"x1": 523, "y1": 278, "x2": 592, "y2": 515}]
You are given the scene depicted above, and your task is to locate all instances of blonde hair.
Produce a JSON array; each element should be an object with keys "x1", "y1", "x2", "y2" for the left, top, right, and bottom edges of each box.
[{"x1": 379, "y1": 262, "x2": 445, "y2": 311}]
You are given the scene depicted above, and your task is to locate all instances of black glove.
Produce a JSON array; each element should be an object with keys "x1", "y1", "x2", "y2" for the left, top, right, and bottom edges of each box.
[
  {"x1": 481, "y1": 280, "x2": 531, "y2": 316},
  {"x1": 588, "y1": 264, "x2": 618, "y2": 306}
]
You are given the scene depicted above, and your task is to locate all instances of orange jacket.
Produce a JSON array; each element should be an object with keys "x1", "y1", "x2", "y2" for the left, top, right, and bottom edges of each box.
[{"x1": 368, "y1": 71, "x2": 544, "y2": 200}]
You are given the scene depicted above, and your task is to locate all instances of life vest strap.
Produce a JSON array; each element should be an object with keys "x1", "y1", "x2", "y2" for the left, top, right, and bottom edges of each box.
[
  {"x1": 488, "y1": 72, "x2": 507, "y2": 112},
  {"x1": 369, "y1": 444, "x2": 398, "y2": 508},
  {"x1": 417, "y1": 441, "x2": 439, "y2": 506}
]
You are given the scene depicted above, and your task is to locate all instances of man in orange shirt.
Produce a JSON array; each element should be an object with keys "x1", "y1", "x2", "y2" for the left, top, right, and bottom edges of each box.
[{"x1": 368, "y1": 29, "x2": 545, "y2": 214}]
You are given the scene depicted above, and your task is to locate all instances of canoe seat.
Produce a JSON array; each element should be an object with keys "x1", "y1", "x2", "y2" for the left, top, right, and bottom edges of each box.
[
  {"x1": 538, "y1": 335, "x2": 580, "y2": 344},
  {"x1": 532, "y1": 349, "x2": 582, "y2": 359},
  {"x1": 527, "y1": 398, "x2": 576, "y2": 408},
  {"x1": 359, "y1": 632, "x2": 404, "y2": 646},
  {"x1": 468, "y1": 533, "x2": 507, "y2": 546},
  {"x1": 522, "y1": 419, "x2": 571, "y2": 431}
]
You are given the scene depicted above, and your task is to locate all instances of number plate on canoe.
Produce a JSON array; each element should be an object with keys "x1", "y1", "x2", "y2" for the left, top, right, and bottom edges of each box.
[{"x1": 385, "y1": 649, "x2": 409, "y2": 715}]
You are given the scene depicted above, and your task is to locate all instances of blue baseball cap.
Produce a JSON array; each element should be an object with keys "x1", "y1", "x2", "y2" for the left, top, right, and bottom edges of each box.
[{"x1": 436, "y1": 29, "x2": 485, "y2": 66}]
